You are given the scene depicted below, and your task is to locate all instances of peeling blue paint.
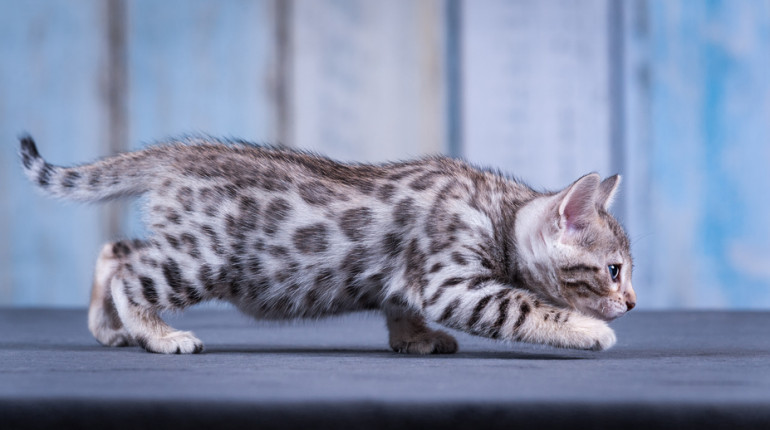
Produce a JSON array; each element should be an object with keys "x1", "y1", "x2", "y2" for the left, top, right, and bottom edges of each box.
[
  {"x1": 3, "y1": 1, "x2": 770, "y2": 308},
  {"x1": 650, "y1": 0, "x2": 770, "y2": 307}
]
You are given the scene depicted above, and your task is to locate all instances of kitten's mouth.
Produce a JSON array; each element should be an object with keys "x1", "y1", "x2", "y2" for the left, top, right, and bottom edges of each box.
[
  {"x1": 594, "y1": 304, "x2": 629, "y2": 321},
  {"x1": 578, "y1": 299, "x2": 630, "y2": 321},
  {"x1": 597, "y1": 311, "x2": 624, "y2": 322}
]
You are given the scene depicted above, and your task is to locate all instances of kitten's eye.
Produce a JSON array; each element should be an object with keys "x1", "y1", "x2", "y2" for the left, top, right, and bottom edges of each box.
[{"x1": 608, "y1": 264, "x2": 620, "y2": 281}]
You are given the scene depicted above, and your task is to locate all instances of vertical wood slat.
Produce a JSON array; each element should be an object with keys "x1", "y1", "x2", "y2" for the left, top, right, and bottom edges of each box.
[
  {"x1": 126, "y1": 0, "x2": 276, "y2": 147},
  {"x1": 122, "y1": 0, "x2": 278, "y2": 237},
  {"x1": 273, "y1": 0, "x2": 293, "y2": 147},
  {"x1": 105, "y1": 0, "x2": 129, "y2": 240},
  {"x1": 0, "y1": 1, "x2": 111, "y2": 306},
  {"x1": 290, "y1": 0, "x2": 447, "y2": 162},
  {"x1": 621, "y1": 0, "x2": 655, "y2": 307},
  {"x1": 461, "y1": 0, "x2": 612, "y2": 190},
  {"x1": 607, "y1": 0, "x2": 626, "y2": 222},
  {"x1": 642, "y1": 1, "x2": 770, "y2": 308},
  {"x1": 445, "y1": 0, "x2": 463, "y2": 159}
]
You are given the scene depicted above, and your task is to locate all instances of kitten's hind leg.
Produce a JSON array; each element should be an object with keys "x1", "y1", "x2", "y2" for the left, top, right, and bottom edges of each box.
[
  {"x1": 106, "y1": 240, "x2": 204, "y2": 354},
  {"x1": 385, "y1": 304, "x2": 458, "y2": 354},
  {"x1": 88, "y1": 243, "x2": 136, "y2": 347}
]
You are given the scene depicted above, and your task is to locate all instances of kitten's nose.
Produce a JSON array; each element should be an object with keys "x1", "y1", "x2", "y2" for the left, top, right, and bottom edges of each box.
[{"x1": 624, "y1": 286, "x2": 636, "y2": 311}]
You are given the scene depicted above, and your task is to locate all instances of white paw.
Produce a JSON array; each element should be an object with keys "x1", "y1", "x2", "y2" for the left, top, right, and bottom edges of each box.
[
  {"x1": 137, "y1": 331, "x2": 204, "y2": 354},
  {"x1": 558, "y1": 313, "x2": 617, "y2": 351},
  {"x1": 587, "y1": 323, "x2": 617, "y2": 351}
]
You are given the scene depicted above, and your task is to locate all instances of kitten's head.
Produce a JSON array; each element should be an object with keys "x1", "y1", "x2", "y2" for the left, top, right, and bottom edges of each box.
[{"x1": 515, "y1": 173, "x2": 635, "y2": 321}]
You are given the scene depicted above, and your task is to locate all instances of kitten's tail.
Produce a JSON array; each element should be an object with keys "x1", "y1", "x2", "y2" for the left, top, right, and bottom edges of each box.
[{"x1": 19, "y1": 135, "x2": 153, "y2": 202}]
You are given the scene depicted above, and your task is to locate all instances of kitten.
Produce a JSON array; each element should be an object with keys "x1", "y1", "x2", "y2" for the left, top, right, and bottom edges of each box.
[{"x1": 19, "y1": 135, "x2": 635, "y2": 354}]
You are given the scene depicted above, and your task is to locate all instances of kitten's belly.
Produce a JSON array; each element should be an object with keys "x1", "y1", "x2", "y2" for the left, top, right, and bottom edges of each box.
[
  {"x1": 217, "y1": 238, "x2": 392, "y2": 320},
  {"x1": 228, "y1": 274, "x2": 384, "y2": 320}
]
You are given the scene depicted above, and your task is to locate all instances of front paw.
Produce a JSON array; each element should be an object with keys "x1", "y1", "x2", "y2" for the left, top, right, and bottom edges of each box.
[
  {"x1": 586, "y1": 323, "x2": 616, "y2": 351},
  {"x1": 554, "y1": 313, "x2": 616, "y2": 351}
]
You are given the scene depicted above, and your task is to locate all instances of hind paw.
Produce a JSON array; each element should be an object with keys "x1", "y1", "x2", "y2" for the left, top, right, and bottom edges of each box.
[
  {"x1": 390, "y1": 329, "x2": 458, "y2": 355},
  {"x1": 136, "y1": 331, "x2": 204, "y2": 354}
]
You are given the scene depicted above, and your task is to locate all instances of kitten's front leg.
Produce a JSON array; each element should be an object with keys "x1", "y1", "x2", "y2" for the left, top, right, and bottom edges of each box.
[
  {"x1": 422, "y1": 278, "x2": 616, "y2": 351},
  {"x1": 528, "y1": 305, "x2": 617, "y2": 351}
]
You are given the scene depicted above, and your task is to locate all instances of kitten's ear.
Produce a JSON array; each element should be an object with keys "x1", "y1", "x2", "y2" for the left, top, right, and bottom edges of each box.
[
  {"x1": 598, "y1": 174, "x2": 621, "y2": 210},
  {"x1": 557, "y1": 173, "x2": 600, "y2": 234}
]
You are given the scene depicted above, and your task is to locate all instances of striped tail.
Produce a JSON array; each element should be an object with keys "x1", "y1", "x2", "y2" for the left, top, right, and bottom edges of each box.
[{"x1": 19, "y1": 135, "x2": 153, "y2": 202}]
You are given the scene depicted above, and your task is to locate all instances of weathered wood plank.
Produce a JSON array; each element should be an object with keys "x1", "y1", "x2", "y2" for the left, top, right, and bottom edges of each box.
[
  {"x1": 127, "y1": 0, "x2": 277, "y2": 147},
  {"x1": 291, "y1": 0, "x2": 447, "y2": 162},
  {"x1": 122, "y1": 0, "x2": 277, "y2": 237},
  {"x1": 0, "y1": 1, "x2": 111, "y2": 305},
  {"x1": 461, "y1": 0, "x2": 612, "y2": 190},
  {"x1": 641, "y1": 0, "x2": 770, "y2": 307}
]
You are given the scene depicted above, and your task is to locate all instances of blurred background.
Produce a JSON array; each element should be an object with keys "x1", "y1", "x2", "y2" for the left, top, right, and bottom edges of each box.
[{"x1": 1, "y1": 0, "x2": 769, "y2": 309}]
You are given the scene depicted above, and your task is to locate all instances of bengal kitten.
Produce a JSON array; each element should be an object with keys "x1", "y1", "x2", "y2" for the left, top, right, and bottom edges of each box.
[{"x1": 19, "y1": 135, "x2": 635, "y2": 354}]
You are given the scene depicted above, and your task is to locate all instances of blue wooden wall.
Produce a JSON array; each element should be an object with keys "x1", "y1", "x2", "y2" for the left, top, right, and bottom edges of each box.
[
  {"x1": 1, "y1": 1, "x2": 111, "y2": 305},
  {"x1": 2, "y1": 0, "x2": 770, "y2": 309},
  {"x1": 462, "y1": 0, "x2": 614, "y2": 190},
  {"x1": 644, "y1": 0, "x2": 770, "y2": 307}
]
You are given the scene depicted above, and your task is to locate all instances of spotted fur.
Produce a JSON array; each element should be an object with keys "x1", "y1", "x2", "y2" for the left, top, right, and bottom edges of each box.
[{"x1": 19, "y1": 134, "x2": 635, "y2": 354}]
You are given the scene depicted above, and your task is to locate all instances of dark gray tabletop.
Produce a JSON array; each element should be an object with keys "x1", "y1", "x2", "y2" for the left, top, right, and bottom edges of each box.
[{"x1": 2, "y1": 308, "x2": 769, "y2": 429}]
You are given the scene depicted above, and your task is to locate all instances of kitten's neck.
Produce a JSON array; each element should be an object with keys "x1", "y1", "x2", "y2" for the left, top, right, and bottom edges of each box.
[{"x1": 513, "y1": 193, "x2": 567, "y2": 306}]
